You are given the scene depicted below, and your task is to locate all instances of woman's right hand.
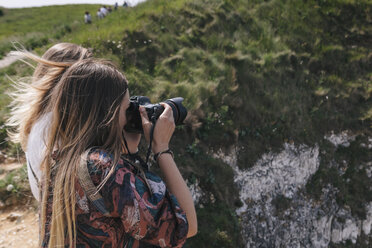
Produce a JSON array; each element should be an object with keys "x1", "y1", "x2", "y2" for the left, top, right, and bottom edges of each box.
[
  {"x1": 140, "y1": 103, "x2": 198, "y2": 238},
  {"x1": 139, "y1": 103, "x2": 175, "y2": 154}
]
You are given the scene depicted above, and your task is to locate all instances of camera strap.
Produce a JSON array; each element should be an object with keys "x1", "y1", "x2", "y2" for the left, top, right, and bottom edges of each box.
[
  {"x1": 121, "y1": 115, "x2": 157, "y2": 196},
  {"x1": 145, "y1": 117, "x2": 157, "y2": 167},
  {"x1": 123, "y1": 134, "x2": 149, "y2": 171},
  {"x1": 122, "y1": 134, "x2": 153, "y2": 196},
  {"x1": 77, "y1": 150, "x2": 111, "y2": 217}
]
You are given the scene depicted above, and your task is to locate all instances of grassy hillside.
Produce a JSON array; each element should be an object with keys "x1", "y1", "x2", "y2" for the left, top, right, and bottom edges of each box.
[
  {"x1": 0, "y1": 4, "x2": 102, "y2": 58},
  {"x1": 0, "y1": 0, "x2": 371, "y2": 247}
]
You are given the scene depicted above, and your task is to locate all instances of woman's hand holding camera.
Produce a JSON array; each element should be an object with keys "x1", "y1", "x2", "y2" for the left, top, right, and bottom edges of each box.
[
  {"x1": 139, "y1": 102, "x2": 197, "y2": 237},
  {"x1": 140, "y1": 102, "x2": 198, "y2": 237},
  {"x1": 139, "y1": 103, "x2": 175, "y2": 153}
]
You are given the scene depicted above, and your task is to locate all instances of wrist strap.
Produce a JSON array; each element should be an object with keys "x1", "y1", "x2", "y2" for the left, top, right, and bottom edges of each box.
[{"x1": 154, "y1": 149, "x2": 174, "y2": 162}]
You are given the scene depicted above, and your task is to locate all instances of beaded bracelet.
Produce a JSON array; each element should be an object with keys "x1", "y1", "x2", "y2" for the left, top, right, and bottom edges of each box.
[{"x1": 154, "y1": 149, "x2": 174, "y2": 162}]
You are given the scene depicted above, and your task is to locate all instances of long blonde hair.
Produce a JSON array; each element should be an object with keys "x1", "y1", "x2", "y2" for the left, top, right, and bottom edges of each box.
[
  {"x1": 7, "y1": 47, "x2": 129, "y2": 246},
  {"x1": 6, "y1": 43, "x2": 92, "y2": 149},
  {"x1": 41, "y1": 59, "x2": 128, "y2": 247}
]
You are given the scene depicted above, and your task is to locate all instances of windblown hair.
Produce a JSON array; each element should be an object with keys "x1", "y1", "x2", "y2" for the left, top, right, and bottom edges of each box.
[
  {"x1": 40, "y1": 59, "x2": 128, "y2": 247},
  {"x1": 6, "y1": 43, "x2": 92, "y2": 149},
  {"x1": 7, "y1": 45, "x2": 129, "y2": 247}
]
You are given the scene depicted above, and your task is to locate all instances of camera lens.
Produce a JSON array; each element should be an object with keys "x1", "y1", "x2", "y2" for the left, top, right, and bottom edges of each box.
[{"x1": 164, "y1": 97, "x2": 187, "y2": 125}]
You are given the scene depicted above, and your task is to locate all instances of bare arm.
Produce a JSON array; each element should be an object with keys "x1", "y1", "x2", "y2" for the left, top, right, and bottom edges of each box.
[
  {"x1": 157, "y1": 154, "x2": 198, "y2": 237},
  {"x1": 139, "y1": 104, "x2": 198, "y2": 237}
]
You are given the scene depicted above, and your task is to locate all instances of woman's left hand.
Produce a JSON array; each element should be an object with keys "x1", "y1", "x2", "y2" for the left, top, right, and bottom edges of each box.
[{"x1": 123, "y1": 130, "x2": 141, "y2": 154}]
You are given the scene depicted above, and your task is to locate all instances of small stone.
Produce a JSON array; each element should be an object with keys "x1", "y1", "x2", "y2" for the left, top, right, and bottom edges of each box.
[
  {"x1": 12, "y1": 176, "x2": 20, "y2": 183},
  {"x1": 5, "y1": 197, "x2": 17, "y2": 206},
  {"x1": 209, "y1": 193, "x2": 216, "y2": 203},
  {"x1": 6, "y1": 213, "x2": 22, "y2": 222},
  {"x1": 6, "y1": 184, "x2": 14, "y2": 191}
]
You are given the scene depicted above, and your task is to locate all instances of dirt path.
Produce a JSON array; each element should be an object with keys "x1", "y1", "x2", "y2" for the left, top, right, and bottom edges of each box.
[
  {"x1": 0, "y1": 158, "x2": 38, "y2": 247},
  {"x1": 0, "y1": 160, "x2": 25, "y2": 180},
  {"x1": 0, "y1": 206, "x2": 39, "y2": 248}
]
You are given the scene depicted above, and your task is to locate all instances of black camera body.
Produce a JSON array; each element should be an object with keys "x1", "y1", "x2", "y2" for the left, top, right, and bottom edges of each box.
[{"x1": 124, "y1": 96, "x2": 187, "y2": 133}]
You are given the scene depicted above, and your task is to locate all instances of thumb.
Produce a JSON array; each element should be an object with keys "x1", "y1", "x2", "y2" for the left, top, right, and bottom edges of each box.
[{"x1": 139, "y1": 106, "x2": 151, "y2": 136}]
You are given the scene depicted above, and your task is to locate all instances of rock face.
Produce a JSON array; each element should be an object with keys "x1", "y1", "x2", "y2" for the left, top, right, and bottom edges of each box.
[
  {"x1": 187, "y1": 178, "x2": 203, "y2": 205},
  {"x1": 213, "y1": 132, "x2": 372, "y2": 247}
]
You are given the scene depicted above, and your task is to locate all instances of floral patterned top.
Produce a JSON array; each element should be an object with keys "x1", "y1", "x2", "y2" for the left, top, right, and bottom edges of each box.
[{"x1": 42, "y1": 148, "x2": 188, "y2": 247}]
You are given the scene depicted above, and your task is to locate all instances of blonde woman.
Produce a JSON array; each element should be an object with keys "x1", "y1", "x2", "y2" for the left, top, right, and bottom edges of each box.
[
  {"x1": 9, "y1": 58, "x2": 197, "y2": 247},
  {"x1": 7, "y1": 43, "x2": 92, "y2": 201}
]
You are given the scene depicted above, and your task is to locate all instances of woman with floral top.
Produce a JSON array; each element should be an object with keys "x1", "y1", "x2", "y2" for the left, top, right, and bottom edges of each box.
[{"x1": 8, "y1": 57, "x2": 197, "y2": 247}]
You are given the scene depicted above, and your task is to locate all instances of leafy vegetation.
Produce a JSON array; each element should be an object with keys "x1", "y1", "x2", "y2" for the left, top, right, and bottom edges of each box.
[
  {"x1": 0, "y1": 164, "x2": 31, "y2": 205},
  {"x1": 185, "y1": 203, "x2": 243, "y2": 248}
]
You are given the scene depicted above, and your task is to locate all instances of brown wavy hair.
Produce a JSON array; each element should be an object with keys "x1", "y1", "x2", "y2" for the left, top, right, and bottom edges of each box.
[{"x1": 40, "y1": 59, "x2": 128, "y2": 247}]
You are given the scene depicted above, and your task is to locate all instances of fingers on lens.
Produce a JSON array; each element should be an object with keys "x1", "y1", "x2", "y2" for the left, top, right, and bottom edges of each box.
[{"x1": 161, "y1": 103, "x2": 173, "y2": 117}]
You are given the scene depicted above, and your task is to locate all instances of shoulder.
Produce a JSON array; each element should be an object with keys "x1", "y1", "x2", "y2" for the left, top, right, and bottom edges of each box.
[
  {"x1": 27, "y1": 112, "x2": 52, "y2": 151},
  {"x1": 26, "y1": 113, "x2": 52, "y2": 176},
  {"x1": 83, "y1": 148, "x2": 126, "y2": 187},
  {"x1": 85, "y1": 148, "x2": 131, "y2": 174},
  {"x1": 86, "y1": 148, "x2": 114, "y2": 168}
]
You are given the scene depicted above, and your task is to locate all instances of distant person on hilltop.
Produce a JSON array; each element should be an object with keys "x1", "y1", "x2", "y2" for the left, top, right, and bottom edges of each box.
[
  {"x1": 96, "y1": 8, "x2": 103, "y2": 19},
  {"x1": 84, "y1": 11, "x2": 92, "y2": 24},
  {"x1": 123, "y1": 1, "x2": 128, "y2": 7},
  {"x1": 114, "y1": 2, "x2": 118, "y2": 10},
  {"x1": 100, "y1": 6, "x2": 109, "y2": 16}
]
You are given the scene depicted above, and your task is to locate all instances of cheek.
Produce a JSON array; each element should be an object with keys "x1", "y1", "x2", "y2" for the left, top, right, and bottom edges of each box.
[
  {"x1": 119, "y1": 109, "x2": 127, "y2": 128},
  {"x1": 119, "y1": 105, "x2": 127, "y2": 128}
]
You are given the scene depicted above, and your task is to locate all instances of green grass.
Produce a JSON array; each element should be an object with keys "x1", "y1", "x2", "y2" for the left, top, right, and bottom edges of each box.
[
  {"x1": 0, "y1": 164, "x2": 32, "y2": 205},
  {"x1": 0, "y1": 5, "x2": 97, "y2": 39},
  {"x1": 0, "y1": 4, "x2": 102, "y2": 58},
  {"x1": 66, "y1": 0, "x2": 191, "y2": 44},
  {"x1": 0, "y1": 61, "x2": 34, "y2": 123}
]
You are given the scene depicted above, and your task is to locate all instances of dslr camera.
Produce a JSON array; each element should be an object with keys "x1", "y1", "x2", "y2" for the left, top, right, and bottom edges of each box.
[{"x1": 124, "y1": 96, "x2": 187, "y2": 133}]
